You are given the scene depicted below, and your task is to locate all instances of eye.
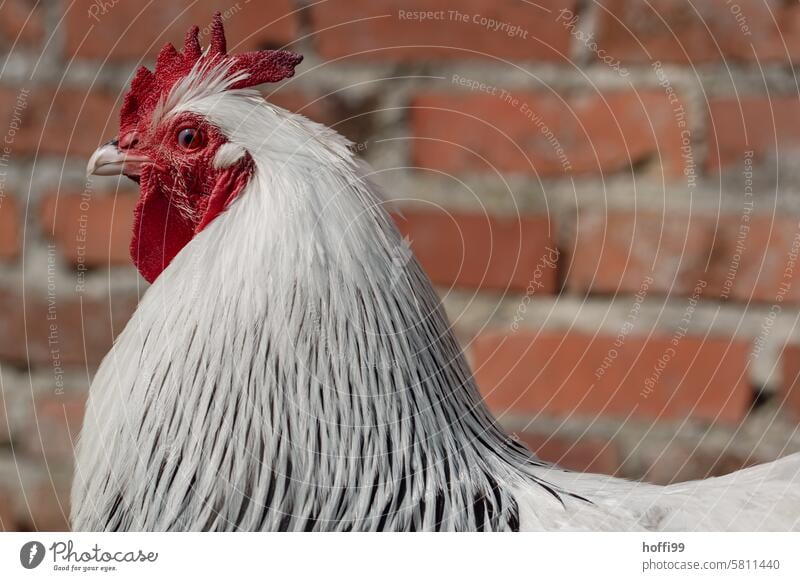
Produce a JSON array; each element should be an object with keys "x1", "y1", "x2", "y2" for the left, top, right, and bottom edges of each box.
[{"x1": 176, "y1": 127, "x2": 203, "y2": 150}]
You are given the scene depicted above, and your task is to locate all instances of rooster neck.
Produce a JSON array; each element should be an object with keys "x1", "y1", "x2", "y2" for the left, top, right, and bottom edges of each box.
[{"x1": 73, "y1": 102, "x2": 557, "y2": 531}]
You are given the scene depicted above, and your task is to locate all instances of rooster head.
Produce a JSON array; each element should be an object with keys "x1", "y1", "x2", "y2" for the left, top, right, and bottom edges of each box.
[{"x1": 87, "y1": 13, "x2": 302, "y2": 283}]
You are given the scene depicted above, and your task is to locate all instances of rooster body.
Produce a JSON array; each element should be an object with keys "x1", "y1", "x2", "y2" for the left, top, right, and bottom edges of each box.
[{"x1": 72, "y1": 16, "x2": 800, "y2": 531}]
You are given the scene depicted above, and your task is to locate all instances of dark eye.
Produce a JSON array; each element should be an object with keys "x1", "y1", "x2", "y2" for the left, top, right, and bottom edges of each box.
[{"x1": 176, "y1": 127, "x2": 203, "y2": 150}]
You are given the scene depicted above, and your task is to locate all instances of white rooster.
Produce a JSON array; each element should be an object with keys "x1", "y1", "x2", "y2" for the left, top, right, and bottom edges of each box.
[{"x1": 73, "y1": 14, "x2": 800, "y2": 531}]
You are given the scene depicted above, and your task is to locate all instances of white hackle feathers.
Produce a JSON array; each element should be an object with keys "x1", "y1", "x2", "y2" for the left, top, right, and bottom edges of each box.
[{"x1": 212, "y1": 142, "x2": 246, "y2": 169}]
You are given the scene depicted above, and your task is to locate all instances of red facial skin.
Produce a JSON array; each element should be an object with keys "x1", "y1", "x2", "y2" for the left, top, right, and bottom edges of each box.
[
  {"x1": 121, "y1": 113, "x2": 254, "y2": 283},
  {"x1": 107, "y1": 13, "x2": 301, "y2": 282}
]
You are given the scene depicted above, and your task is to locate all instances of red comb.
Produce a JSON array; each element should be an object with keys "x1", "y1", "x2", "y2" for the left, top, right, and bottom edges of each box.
[{"x1": 119, "y1": 12, "x2": 302, "y2": 134}]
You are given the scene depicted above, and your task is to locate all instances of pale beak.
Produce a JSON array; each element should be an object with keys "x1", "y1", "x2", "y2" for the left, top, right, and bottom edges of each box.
[{"x1": 86, "y1": 138, "x2": 149, "y2": 177}]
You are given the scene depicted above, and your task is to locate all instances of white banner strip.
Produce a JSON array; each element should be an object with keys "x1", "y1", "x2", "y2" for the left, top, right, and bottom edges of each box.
[{"x1": 0, "y1": 532, "x2": 797, "y2": 580}]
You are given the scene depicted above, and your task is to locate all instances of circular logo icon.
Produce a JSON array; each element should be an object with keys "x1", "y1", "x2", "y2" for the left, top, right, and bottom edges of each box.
[{"x1": 19, "y1": 541, "x2": 46, "y2": 569}]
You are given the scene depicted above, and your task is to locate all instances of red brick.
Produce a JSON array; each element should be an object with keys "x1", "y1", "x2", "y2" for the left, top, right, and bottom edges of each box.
[
  {"x1": 715, "y1": 214, "x2": 800, "y2": 303},
  {"x1": 596, "y1": 0, "x2": 800, "y2": 64},
  {"x1": 0, "y1": 406, "x2": 7, "y2": 446},
  {"x1": 0, "y1": 0, "x2": 44, "y2": 50},
  {"x1": 565, "y1": 210, "x2": 800, "y2": 304},
  {"x1": 781, "y1": 345, "x2": 800, "y2": 422},
  {"x1": 411, "y1": 91, "x2": 686, "y2": 177},
  {"x1": 27, "y1": 480, "x2": 70, "y2": 531},
  {"x1": 706, "y1": 98, "x2": 800, "y2": 172},
  {"x1": 265, "y1": 90, "x2": 338, "y2": 126},
  {"x1": 0, "y1": 86, "x2": 120, "y2": 157},
  {"x1": 0, "y1": 487, "x2": 17, "y2": 531},
  {"x1": 27, "y1": 393, "x2": 87, "y2": 463},
  {"x1": 473, "y1": 330, "x2": 752, "y2": 423},
  {"x1": 515, "y1": 432, "x2": 620, "y2": 475},
  {"x1": 0, "y1": 194, "x2": 20, "y2": 261},
  {"x1": 65, "y1": 0, "x2": 298, "y2": 61},
  {"x1": 310, "y1": 0, "x2": 576, "y2": 61},
  {"x1": 40, "y1": 191, "x2": 138, "y2": 267},
  {"x1": 0, "y1": 377, "x2": 32, "y2": 447},
  {"x1": 392, "y1": 209, "x2": 558, "y2": 292},
  {"x1": 1, "y1": 485, "x2": 20, "y2": 529},
  {"x1": 565, "y1": 210, "x2": 709, "y2": 297},
  {"x1": 265, "y1": 89, "x2": 384, "y2": 144},
  {"x1": 0, "y1": 287, "x2": 138, "y2": 367}
]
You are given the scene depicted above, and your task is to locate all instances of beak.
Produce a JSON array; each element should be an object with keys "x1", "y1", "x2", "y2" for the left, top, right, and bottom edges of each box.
[{"x1": 86, "y1": 138, "x2": 149, "y2": 177}]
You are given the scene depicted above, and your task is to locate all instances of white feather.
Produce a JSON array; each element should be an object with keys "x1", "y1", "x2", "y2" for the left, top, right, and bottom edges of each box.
[
  {"x1": 516, "y1": 455, "x2": 800, "y2": 531},
  {"x1": 213, "y1": 142, "x2": 246, "y2": 169}
]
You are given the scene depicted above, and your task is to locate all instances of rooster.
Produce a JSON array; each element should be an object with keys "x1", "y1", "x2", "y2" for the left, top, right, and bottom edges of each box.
[{"x1": 73, "y1": 14, "x2": 800, "y2": 531}]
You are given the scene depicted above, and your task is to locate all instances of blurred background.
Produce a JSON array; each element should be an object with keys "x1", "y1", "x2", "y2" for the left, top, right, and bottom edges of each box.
[{"x1": 2, "y1": 0, "x2": 800, "y2": 530}]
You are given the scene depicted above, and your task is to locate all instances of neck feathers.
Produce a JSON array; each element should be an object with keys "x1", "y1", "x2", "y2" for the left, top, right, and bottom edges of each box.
[{"x1": 73, "y1": 96, "x2": 553, "y2": 531}]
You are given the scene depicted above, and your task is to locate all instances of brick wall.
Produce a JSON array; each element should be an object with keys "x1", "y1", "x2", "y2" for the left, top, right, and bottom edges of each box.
[{"x1": 1, "y1": 0, "x2": 800, "y2": 531}]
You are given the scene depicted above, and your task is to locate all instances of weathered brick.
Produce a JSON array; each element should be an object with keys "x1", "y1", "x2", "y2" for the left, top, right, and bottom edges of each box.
[
  {"x1": 0, "y1": 400, "x2": 8, "y2": 445},
  {"x1": 565, "y1": 210, "x2": 711, "y2": 298},
  {"x1": 565, "y1": 210, "x2": 800, "y2": 304},
  {"x1": 265, "y1": 90, "x2": 340, "y2": 128},
  {"x1": 781, "y1": 344, "x2": 800, "y2": 422},
  {"x1": 65, "y1": 0, "x2": 298, "y2": 60},
  {"x1": 310, "y1": 0, "x2": 576, "y2": 61},
  {"x1": 0, "y1": 486, "x2": 17, "y2": 531},
  {"x1": 0, "y1": 0, "x2": 44, "y2": 50},
  {"x1": 515, "y1": 432, "x2": 620, "y2": 475},
  {"x1": 0, "y1": 287, "x2": 138, "y2": 367},
  {"x1": 473, "y1": 330, "x2": 752, "y2": 423},
  {"x1": 596, "y1": 0, "x2": 800, "y2": 64},
  {"x1": 0, "y1": 194, "x2": 20, "y2": 261},
  {"x1": 411, "y1": 90, "x2": 686, "y2": 177},
  {"x1": 706, "y1": 98, "x2": 800, "y2": 172},
  {"x1": 40, "y1": 191, "x2": 138, "y2": 267},
  {"x1": 266, "y1": 89, "x2": 384, "y2": 144},
  {"x1": 27, "y1": 480, "x2": 70, "y2": 531},
  {"x1": 0, "y1": 86, "x2": 120, "y2": 157},
  {"x1": 27, "y1": 393, "x2": 87, "y2": 463},
  {"x1": 392, "y1": 209, "x2": 558, "y2": 292}
]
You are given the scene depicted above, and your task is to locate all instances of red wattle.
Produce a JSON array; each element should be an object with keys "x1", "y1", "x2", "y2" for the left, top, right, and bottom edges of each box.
[
  {"x1": 194, "y1": 163, "x2": 251, "y2": 234},
  {"x1": 130, "y1": 158, "x2": 253, "y2": 283},
  {"x1": 130, "y1": 179, "x2": 195, "y2": 284}
]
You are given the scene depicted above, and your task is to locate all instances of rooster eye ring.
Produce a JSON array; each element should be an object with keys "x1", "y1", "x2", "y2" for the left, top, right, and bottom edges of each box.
[{"x1": 176, "y1": 127, "x2": 203, "y2": 150}]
